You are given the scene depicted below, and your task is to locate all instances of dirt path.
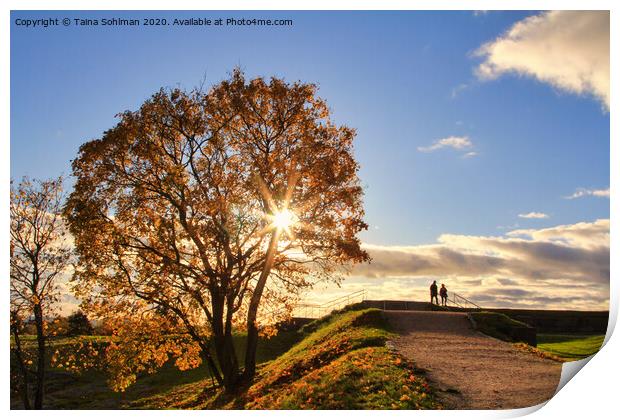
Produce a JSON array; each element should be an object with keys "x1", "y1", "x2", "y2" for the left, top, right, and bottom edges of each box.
[{"x1": 385, "y1": 310, "x2": 562, "y2": 410}]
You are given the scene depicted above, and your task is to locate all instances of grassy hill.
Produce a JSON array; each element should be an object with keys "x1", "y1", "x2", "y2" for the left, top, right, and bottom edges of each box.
[
  {"x1": 12, "y1": 307, "x2": 441, "y2": 410},
  {"x1": 131, "y1": 308, "x2": 440, "y2": 409},
  {"x1": 469, "y1": 311, "x2": 531, "y2": 342}
]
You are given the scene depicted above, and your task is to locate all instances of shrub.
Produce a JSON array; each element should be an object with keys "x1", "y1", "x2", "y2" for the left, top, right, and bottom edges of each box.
[{"x1": 67, "y1": 311, "x2": 94, "y2": 336}]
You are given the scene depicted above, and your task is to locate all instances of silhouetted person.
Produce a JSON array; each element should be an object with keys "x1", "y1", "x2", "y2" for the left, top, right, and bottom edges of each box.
[
  {"x1": 440, "y1": 284, "x2": 448, "y2": 306},
  {"x1": 430, "y1": 280, "x2": 439, "y2": 305}
]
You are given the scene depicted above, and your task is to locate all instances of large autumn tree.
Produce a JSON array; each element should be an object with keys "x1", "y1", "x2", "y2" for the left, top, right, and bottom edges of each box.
[{"x1": 64, "y1": 70, "x2": 369, "y2": 392}]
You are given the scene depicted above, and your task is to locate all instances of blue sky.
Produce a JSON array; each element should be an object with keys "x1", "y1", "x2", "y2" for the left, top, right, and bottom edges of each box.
[{"x1": 11, "y1": 11, "x2": 610, "y2": 309}]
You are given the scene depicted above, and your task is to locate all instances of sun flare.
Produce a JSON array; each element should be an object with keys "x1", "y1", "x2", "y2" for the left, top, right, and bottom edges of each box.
[{"x1": 271, "y1": 209, "x2": 297, "y2": 231}]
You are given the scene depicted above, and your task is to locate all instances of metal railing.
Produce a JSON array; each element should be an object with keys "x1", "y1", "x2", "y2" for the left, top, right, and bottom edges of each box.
[
  {"x1": 293, "y1": 289, "x2": 368, "y2": 318},
  {"x1": 446, "y1": 292, "x2": 481, "y2": 309},
  {"x1": 263, "y1": 289, "x2": 480, "y2": 320}
]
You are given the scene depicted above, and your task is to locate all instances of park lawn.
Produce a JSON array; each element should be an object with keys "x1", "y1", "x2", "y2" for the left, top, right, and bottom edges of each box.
[
  {"x1": 12, "y1": 307, "x2": 440, "y2": 409},
  {"x1": 10, "y1": 330, "x2": 300, "y2": 409},
  {"x1": 537, "y1": 334, "x2": 605, "y2": 361}
]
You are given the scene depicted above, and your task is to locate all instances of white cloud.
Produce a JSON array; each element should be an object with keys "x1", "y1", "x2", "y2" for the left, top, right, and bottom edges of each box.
[
  {"x1": 518, "y1": 212, "x2": 549, "y2": 219},
  {"x1": 497, "y1": 223, "x2": 520, "y2": 231},
  {"x1": 451, "y1": 83, "x2": 469, "y2": 99},
  {"x1": 508, "y1": 219, "x2": 609, "y2": 251},
  {"x1": 345, "y1": 219, "x2": 609, "y2": 310},
  {"x1": 475, "y1": 11, "x2": 610, "y2": 110},
  {"x1": 418, "y1": 136, "x2": 473, "y2": 153},
  {"x1": 461, "y1": 151, "x2": 478, "y2": 159},
  {"x1": 565, "y1": 187, "x2": 610, "y2": 199}
]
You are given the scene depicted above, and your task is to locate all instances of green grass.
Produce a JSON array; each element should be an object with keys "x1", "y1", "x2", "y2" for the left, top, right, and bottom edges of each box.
[
  {"x1": 131, "y1": 309, "x2": 441, "y2": 410},
  {"x1": 470, "y1": 312, "x2": 605, "y2": 362},
  {"x1": 12, "y1": 309, "x2": 440, "y2": 409},
  {"x1": 297, "y1": 301, "x2": 369, "y2": 335},
  {"x1": 469, "y1": 311, "x2": 530, "y2": 342},
  {"x1": 537, "y1": 334, "x2": 604, "y2": 361},
  {"x1": 10, "y1": 330, "x2": 300, "y2": 409}
]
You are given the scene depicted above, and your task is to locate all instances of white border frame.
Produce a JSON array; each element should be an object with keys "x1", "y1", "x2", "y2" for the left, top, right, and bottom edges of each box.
[{"x1": 2, "y1": 2, "x2": 617, "y2": 419}]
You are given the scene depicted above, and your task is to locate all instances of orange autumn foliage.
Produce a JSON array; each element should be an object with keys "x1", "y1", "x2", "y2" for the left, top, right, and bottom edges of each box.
[{"x1": 64, "y1": 69, "x2": 369, "y2": 392}]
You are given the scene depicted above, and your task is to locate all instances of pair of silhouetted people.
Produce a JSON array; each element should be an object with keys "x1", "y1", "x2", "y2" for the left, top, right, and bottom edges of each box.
[{"x1": 430, "y1": 281, "x2": 448, "y2": 306}]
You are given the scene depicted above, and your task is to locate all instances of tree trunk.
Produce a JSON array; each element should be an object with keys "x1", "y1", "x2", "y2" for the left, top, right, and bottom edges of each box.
[
  {"x1": 212, "y1": 296, "x2": 241, "y2": 393},
  {"x1": 243, "y1": 232, "x2": 279, "y2": 381},
  {"x1": 33, "y1": 303, "x2": 45, "y2": 409},
  {"x1": 243, "y1": 320, "x2": 260, "y2": 381},
  {"x1": 11, "y1": 323, "x2": 31, "y2": 409},
  {"x1": 201, "y1": 347, "x2": 224, "y2": 387}
]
